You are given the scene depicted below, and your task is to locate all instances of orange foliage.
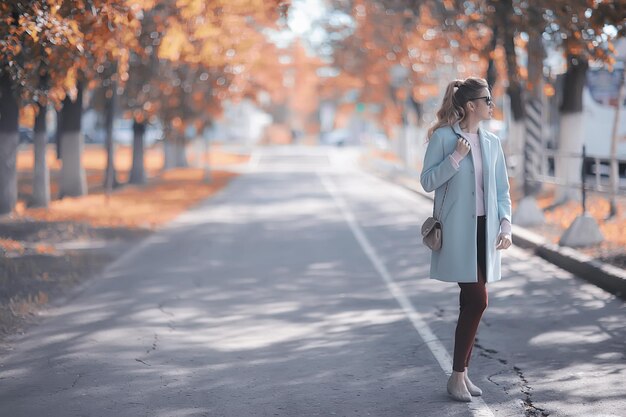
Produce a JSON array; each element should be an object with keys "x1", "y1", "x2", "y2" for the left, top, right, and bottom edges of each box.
[
  {"x1": 34, "y1": 244, "x2": 56, "y2": 255},
  {"x1": 539, "y1": 196, "x2": 626, "y2": 250},
  {"x1": 16, "y1": 144, "x2": 248, "y2": 221},
  {"x1": 508, "y1": 180, "x2": 626, "y2": 254},
  {"x1": 19, "y1": 169, "x2": 238, "y2": 229},
  {"x1": 3, "y1": 0, "x2": 290, "y2": 140},
  {"x1": 327, "y1": 1, "x2": 494, "y2": 136},
  {"x1": 1, "y1": 0, "x2": 141, "y2": 109},
  {"x1": 147, "y1": 0, "x2": 290, "y2": 136},
  {"x1": 0, "y1": 239, "x2": 25, "y2": 255},
  {"x1": 15, "y1": 145, "x2": 248, "y2": 228},
  {"x1": 290, "y1": 40, "x2": 324, "y2": 133},
  {"x1": 367, "y1": 148, "x2": 401, "y2": 163}
]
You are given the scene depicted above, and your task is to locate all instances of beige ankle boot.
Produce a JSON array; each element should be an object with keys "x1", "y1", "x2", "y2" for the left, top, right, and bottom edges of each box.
[
  {"x1": 464, "y1": 368, "x2": 483, "y2": 396},
  {"x1": 447, "y1": 371, "x2": 472, "y2": 402}
]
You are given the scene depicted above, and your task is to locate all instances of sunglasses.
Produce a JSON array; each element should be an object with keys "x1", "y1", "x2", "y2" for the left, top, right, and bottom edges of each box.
[{"x1": 468, "y1": 96, "x2": 493, "y2": 106}]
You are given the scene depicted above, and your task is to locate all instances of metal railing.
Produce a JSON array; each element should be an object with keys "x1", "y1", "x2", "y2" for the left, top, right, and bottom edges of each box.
[{"x1": 527, "y1": 147, "x2": 626, "y2": 195}]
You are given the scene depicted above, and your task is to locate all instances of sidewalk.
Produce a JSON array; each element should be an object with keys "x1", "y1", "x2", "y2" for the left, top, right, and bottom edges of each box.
[
  {"x1": 1, "y1": 145, "x2": 245, "y2": 339},
  {"x1": 361, "y1": 153, "x2": 626, "y2": 300}
]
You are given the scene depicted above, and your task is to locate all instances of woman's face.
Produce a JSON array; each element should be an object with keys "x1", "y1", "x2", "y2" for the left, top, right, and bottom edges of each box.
[{"x1": 466, "y1": 88, "x2": 493, "y2": 121}]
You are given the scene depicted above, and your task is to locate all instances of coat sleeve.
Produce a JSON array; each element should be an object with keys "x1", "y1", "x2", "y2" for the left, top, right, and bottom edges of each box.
[
  {"x1": 495, "y1": 137, "x2": 512, "y2": 224},
  {"x1": 420, "y1": 130, "x2": 459, "y2": 192}
]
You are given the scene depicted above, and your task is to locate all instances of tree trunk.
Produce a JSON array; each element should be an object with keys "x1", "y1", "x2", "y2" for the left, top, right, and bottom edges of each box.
[
  {"x1": 202, "y1": 134, "x2": 212, "y2": 183},
  {"x1": 485, "y1": 25, "x2": 498, "y2": 89},
  {"x1": 0, "y1": 71, "x2": 19, "y2": 215},
  {"x1": 507, "y1": 120, "x2": 526, "y2": 175},
  {"x1": 103, "y1": 81, "x2": 119, "y2": 191},
  {"x1": 526, "y1": 7, "x2": 545, "y2": 97},
  {"x1": 59, "y1": 82, "x2": 87, "y2": 198},
  {"x1": 129, "y1": 120, "x2": 146, "y2": 184},
  {"x1": 411, "y1": 98, "x2": 423, "y2": 126},
  {"x1": 163, "y1": 135, "x2": 189, "y2": 169},
  {"x1": 32, "y1": 104, "x2": 50, "y2": 207},
  {"x1": 498, "y1": 0, "x2": 527, "y2": 192},
  {"x1": 607, "y1": 68, "x2": 625, "y2": 219},
  {"x1": 163, "y1": 129, "x2": 176, "y2": 170},
  {"x1": 175, "y1": 135, "x2": 188, "y2": 168},
  {"x1": 499, "y1": 0, "x2": 547, "y2": 200},
  {"x1": 559, "y1": 55, "x2": 588, "y2": 114},
  {"x1": 522, "y1": 19, "x2": 546, "y2": 197},
  {"x1": 499, "y1": 0, "x2": 525, "y2": 122},
  {"x1": 555, "y1": 55, "x2": 588, "y2": 203},
  {"x1": 55, "y1": 107, "x2": 62, "y2": 160},
  {"x1": 506, "y1": 75, "x2": 525, "y2": 122}
]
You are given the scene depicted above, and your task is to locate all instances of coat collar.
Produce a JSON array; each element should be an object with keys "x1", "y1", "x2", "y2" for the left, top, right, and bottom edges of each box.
[
  {"x1": 452, "y1": 121, "x2": 491, "y2": 147},
  {"x1": 452, "y1": 121, "x2": 492, "y2": 191}
]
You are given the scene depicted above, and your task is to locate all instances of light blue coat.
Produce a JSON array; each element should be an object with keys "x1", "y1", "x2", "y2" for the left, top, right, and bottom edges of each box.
[{"x1": 420, "y1": 122, "x2": 512, "y2": 283}]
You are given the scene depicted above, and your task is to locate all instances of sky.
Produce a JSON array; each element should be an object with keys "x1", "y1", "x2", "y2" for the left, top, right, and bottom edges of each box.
[
  {"x1": 287, "y1": 0, "x2": 327, "y2": 36},
  {"x1": 268, "y1": 0, "x2": 351, "y2": 56}
]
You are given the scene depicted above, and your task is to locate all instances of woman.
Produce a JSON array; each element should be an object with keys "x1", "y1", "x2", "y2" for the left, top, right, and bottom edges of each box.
[{"x1": 420, "y1": 77, "x2": 512, "y2": 402}]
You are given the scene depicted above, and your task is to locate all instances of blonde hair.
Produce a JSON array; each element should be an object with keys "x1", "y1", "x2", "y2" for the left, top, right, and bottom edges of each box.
[{"x1": 427, "y1": 77, "x2": 490, "y2": 139}]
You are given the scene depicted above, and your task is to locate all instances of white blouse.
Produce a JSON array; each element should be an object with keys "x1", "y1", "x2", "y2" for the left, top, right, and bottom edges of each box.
[{"x1": 448, "y1": 131, "x2": 511, "y2": 235}]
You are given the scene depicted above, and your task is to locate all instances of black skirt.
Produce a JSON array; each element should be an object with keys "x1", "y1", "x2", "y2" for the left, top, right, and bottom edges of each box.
[{"x1": 477, "y1": 215, "x2": 487, "y2": 282}]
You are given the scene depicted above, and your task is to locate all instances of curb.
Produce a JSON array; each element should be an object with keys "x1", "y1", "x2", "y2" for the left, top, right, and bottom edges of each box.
[
  {"x1": 363, "y1": 157, "x2": 626, "y2": 300},
  {"x1": 511, "y1": 226, "x2": 626, "y2": 299}
]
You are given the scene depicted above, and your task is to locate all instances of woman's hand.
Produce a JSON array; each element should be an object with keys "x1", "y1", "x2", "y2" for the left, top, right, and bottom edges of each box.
[
  {"x1": 455, "y1": 137, "x2": 471, "y2": 157},
  {"x1": 496, "y1": 233, "x2": 512, "y2": 250}
]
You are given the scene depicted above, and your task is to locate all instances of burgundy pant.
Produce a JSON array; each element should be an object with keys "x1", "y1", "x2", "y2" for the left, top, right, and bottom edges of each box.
[{"x1": 452, "y1": 215, "x2": 488, "y2": 372}]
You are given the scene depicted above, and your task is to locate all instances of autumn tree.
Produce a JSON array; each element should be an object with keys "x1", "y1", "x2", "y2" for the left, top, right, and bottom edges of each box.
[
  {"x1": 249, "y1": 39, "x2": 322, "y2": 142},
  {"x1": 9, "y1": 2, "x2": 84, "y2": 207},
  {"x1": 0, "y1": 71, "x2": 18, "y2": 215},
  {"x1": 55, "y1": 1, "x2": 139, "y2": 197},
  {"x1": 426, "y1": 0, "x2": 625, "y2": 203},
  {"x1": 122, "y1": 4, "x2": 165, "y2": 184},
  {"x1": 540, "y1": 1, "x2": 625, "y2": 203},
  {"x1": 1, "y1": 2, "x2": 29, "y2": 214},
  {"x1": 0, "y1": 1, "x2": 84, "y2": 212},
  {"x1": 289, "y1": 40, "x2": 325, "y2": 136},
  {"x1": 1, "y1": 0, "x2": 290, "y2": 215},
  {"x1": 325, "y1": 0, "x2": 487, "y2": 141},
  {"x1": 148, "y1": 0, "x2": 289, "y2": 167}
]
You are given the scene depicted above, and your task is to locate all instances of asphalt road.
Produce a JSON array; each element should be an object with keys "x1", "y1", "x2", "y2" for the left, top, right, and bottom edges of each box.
[{"x1": 0, "y1": 146, "x2": 624, "y2": 417}]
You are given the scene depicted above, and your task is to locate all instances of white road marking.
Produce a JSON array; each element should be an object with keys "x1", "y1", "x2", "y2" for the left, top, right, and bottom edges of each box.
[{"x1": 319, "y1": 172, "x2": 496, "y2": 417}]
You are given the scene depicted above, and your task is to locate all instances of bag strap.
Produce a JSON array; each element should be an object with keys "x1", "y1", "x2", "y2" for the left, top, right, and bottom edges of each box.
[{"x1": 434, "y1": 126, "x2": 464, "y2": 220}]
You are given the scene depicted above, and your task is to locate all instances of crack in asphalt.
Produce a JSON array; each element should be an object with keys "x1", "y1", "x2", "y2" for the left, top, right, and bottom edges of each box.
[
  {"x1": 71, "y1": 373, "x2": 82, "y2": 388},
  {"x1": 474, "y1": 340, "x2": 550, "y2": 416},
  {"x1": 474, "y1": 341, "x2": 508, "y2": 366},
  {"x1": 147, "y1": 333, "x2": 158, "y2": 354},
  {"x1": 135, "y1": 358, "x2": 151, "y2": 366},
  {"x1": 47, "y1": 356, "x2": 83, "y2": 392},
  {"x1": 133, "y1": 301, "x2": 175, "y2": 367},
  {"x1": 486, "y1": 369, "x2": 510, "y2": 394},
  {"x1": 134, "y1": 333, "x2": 159, "y2": 366},
  {"x1": 514, "y1": 366, "x2": 550, "y2": 417},
  {"x1": 157, "y1": 301, "x2": 175, "y2": 317},
  {"x1": 158, "y1": 299, "x2": 177, "y2": 330}
]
